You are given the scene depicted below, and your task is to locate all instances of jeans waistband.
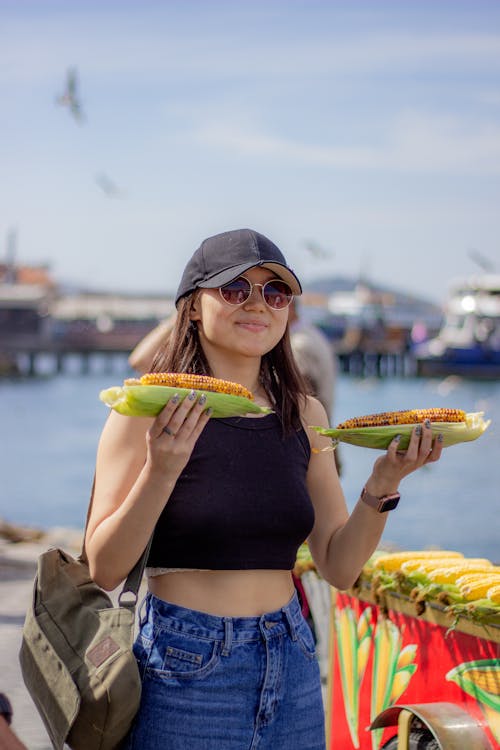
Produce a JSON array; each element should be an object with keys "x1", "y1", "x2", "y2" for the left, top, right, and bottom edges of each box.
[{"x1": 143, "y1": 590, "x2": 303, "y2": 645}]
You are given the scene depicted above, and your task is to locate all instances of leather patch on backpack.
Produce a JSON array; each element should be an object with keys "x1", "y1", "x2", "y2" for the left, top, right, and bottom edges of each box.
[{"x1": 87, "y1": 636, "x2": 120, "y2": 667}]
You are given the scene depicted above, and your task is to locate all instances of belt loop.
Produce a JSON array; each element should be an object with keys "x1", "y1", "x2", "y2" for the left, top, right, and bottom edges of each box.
[
  {"x1": 138, "y1": 593, "x2": 150, "y2": 628},
  {"x1": 222, "y1": 617, "x2": 233, "y2": 656},
  {"x1": 282, "y1": 604, "x2": 298, "y2": 641}
]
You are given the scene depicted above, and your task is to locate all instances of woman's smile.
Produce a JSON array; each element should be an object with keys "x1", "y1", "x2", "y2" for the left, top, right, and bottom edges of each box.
[{"x1": 235, "y1": 318, "x2": 269, "y2": 333}]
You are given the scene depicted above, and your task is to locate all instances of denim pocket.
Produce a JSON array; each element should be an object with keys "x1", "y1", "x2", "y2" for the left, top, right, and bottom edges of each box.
[
  {"x1": 295, "y1": 619, "x2": 317, "y2": 661},
  {"x1": 146, "y1": 627, "x2": 222, "y2": 681}
]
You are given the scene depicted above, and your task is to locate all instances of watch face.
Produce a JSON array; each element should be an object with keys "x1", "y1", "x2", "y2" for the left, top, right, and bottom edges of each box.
[{"x1": 379, "y1": 495, "x2": 400, "y2": 512}]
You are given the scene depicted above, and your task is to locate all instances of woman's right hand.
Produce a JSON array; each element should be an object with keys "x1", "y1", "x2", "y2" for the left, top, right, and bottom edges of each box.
[{"x1": 145, "y1": 390, "x2": 212, "y2": 481}]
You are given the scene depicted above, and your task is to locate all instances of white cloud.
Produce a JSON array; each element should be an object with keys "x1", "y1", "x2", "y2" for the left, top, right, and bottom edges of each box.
[{"x1": 193, "y1": 112, "x2": 500, "y2": 175}]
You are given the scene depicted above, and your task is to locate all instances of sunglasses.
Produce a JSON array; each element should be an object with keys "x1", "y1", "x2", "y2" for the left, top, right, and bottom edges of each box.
[{"x1": 218, "y1": 276, "x2": 294, "y2": 310}]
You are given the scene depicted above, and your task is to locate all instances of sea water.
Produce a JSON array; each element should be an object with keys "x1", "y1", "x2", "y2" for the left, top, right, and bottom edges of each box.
[{"x1": 1, "y1": 364, "x2": 499, "y2": 561}]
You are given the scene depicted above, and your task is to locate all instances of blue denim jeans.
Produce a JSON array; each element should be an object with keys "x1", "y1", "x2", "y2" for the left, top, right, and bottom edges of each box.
[{"x1": 121, "y1": 591, "x2": 325, "y2": 749}]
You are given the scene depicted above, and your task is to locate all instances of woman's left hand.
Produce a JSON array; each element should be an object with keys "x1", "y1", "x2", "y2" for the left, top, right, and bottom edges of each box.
[{"x1": 367, "y1": 419, "x2": 444, "y2": 496}]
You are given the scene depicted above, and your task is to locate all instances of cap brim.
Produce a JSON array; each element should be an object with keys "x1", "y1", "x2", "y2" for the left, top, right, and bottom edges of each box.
[{"x1": 198, "y1": 261, "x2": 302, "y2": 295}]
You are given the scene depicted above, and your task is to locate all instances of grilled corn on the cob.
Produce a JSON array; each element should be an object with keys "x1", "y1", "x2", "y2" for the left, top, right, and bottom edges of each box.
[
  {"x1": 311, "y1": 409, "x2": 490, "y2": 450},
  {"x1": 100, "y1": 372, "x2": 272, "y2": 418},
  {"x1": 337, "y1": 408, "x2": 466, "y2": 429},
  {"x1": 136, "y1": 372, "x2": 253, "y2": 400}
]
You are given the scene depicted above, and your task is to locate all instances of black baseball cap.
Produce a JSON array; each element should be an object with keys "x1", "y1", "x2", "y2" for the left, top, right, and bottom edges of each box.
[{"x1": 175, "y1": 228, "x2": 302, "y2": 306}]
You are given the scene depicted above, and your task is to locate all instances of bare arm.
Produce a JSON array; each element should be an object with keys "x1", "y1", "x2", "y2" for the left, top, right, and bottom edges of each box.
[
  {"x1": 303, "y1": 397, "x2": 443, "y2": 590},
  {"x1": 86, "y1": 391, "x2": 211, "y2": 590}
]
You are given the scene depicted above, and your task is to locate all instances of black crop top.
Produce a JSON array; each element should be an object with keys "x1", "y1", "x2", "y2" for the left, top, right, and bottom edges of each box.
[{"x1": 147, "y1": 413, "x2": 315, "y2": 570}]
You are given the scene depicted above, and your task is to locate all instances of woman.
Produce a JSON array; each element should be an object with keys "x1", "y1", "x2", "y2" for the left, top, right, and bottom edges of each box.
[{"x1": 86, "y1": 228, "x2": 443, "y2": 749}]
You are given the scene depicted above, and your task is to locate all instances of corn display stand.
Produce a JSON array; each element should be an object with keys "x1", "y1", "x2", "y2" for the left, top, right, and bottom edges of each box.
[{"x1": 296, "y1": 549, "x2": 500, "y2": 750}]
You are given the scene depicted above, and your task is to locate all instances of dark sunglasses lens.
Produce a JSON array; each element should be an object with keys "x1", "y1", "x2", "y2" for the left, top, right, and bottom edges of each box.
[
  {"x1": 220, "y1": 278, "x2": 251, "y2": 305},
  {"x1": 263, "y1": 280, "x2": 293, "y2": 309}
]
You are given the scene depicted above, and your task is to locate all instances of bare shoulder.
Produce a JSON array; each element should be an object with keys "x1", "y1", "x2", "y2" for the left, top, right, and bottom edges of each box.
[
  {"x1": 99, "y1": 409, "x2": 152, "y2": 444},
  {"x1": 97, "y1": 410, "x2": 153, "y2": 469}
]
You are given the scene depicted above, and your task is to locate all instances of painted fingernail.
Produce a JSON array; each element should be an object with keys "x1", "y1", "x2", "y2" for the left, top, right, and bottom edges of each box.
[
  {"x1": 415, "y1": 425, "x2": 422, "y2": 436},
  {"x1": 424, "y1": 419, "x2": 431, "y2": 428},
  {"x1": 188, "y1": 389, "x2": 196, "y2": 400},
  {"x1": 206, "y1": 407, "x2": 213, "y2": 417},
  {"x1": 394, "y1": 434, "x2": 402, "y2": 442},
  {"x1": 199, "y1": 393, "x2": 207, "y2": 405},
  {"x1": 438, "y1": 433, "x2": 444, "y2": 442},
  {"x1": 171, "y1": 393, "x2": 180, "y2": 404}
]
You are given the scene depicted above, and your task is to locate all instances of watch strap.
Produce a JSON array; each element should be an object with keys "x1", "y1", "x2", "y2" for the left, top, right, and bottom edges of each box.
[{"x1": 360, "y1": 486, "x2": 400, "y2": 513}]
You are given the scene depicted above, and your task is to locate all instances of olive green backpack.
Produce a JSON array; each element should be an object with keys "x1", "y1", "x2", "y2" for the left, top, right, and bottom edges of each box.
[{"x1": 19, "y1": 501, "x2": 151, "y2": 750}]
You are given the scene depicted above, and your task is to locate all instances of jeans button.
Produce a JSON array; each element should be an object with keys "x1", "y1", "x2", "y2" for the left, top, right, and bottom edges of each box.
[{"x1": 265, "y1": 620, "x2": 277, "y2": 629}]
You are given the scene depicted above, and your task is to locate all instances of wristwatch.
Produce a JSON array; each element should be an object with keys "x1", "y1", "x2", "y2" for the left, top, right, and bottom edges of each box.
[
  {"x1": 360, "y1": 486, "x2": 400, "y2": 513},
  {"x1": 0, "y1": 693, "x2": 13, "y2": 726}
]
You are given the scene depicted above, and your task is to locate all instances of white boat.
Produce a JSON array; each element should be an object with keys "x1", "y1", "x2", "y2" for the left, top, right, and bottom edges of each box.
[{"x1": 414, "y1": 273, "x2": 500, "y2": 378}]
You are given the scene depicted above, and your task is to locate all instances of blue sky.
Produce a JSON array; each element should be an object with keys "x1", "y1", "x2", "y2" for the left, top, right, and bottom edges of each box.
[{"x1": 1, "y1": 0, "x2": 499, "y2": 303}]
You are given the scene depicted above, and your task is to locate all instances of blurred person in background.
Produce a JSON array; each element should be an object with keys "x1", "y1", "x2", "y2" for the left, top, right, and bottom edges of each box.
[{"x1": 288, "y1": 298, "x2": 341, "y2": 476}]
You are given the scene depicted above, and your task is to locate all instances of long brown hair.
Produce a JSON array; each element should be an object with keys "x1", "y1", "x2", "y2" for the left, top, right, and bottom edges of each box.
[{"x1": 152, "y1": 295, "x2": 310, "y2": 434}]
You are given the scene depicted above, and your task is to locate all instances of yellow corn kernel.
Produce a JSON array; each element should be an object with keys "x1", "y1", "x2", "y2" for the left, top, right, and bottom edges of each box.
[
  {"x1": 456, "y1": 570, "x2": 500, "y2": 586},
  {"x1": 428, "y1": 564, "x2": 495, "y2": 585},
  {"x1": 486, "y1": 584, "x2": 500, "y2": 604},
  {"x1": 138, "y1": 372, "x2": 253, "y2": 400},
  {"x1": 459, "y1": 574, "x2": 500, "y2": 601},
  {"x1": 401, "y1": 557, "x2": 489, "y2": 575},
  {"x1": 373, "y1": 551, "x2": 464, "y2": 573},
  {"x1": 337, "y1": 408, "x2": 466, "y2": 430}
]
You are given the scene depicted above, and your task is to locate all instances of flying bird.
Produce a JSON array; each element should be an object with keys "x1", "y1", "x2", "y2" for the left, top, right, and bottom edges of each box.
[
  {"x1": 468, "y1": 248, "x2": 496, "y2": 273},
  {"x1": 95, "y1": 173, "x2": 127, "y2": 198},
  {"x1": 56, "y1": 67, "x2": 85, "y2": 122},
  {"x1": 303, "y1": 240, "x2": 334, "y2": 260}
]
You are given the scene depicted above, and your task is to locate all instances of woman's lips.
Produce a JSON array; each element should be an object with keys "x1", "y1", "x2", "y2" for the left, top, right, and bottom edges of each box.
[{"x1": 236, "y1": 319, "x2": 268, "y2": 333}]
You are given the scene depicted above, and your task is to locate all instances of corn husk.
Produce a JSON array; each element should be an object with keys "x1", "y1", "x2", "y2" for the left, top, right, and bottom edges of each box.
[
  {"x1": 99, "y1": 384, "x2": 273, "y2": 418},
  {"x1": 311, "y1": 411, "x2": 490, "y2": 450}
]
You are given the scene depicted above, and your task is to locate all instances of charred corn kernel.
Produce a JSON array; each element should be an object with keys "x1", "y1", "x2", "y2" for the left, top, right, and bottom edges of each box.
[
  {"x1": 312, "y1": 411, "x2": 489, "y2": 451},
  {"x1": 486, "y1": 584, "x2": 500, "y2": 604},
  {"x1": 373, "y1": 551, "x2": 464, "y2": 572},
  {"x1": 459, "y1": 575, "x2": 500, "y2": 601},
  {"x1": 138, "y1": 372, "x2": 253, "y2": 400},
  {"x1": 428, "y1": 564, "x2": 495, "y2": 585},
  {"x1": 336, "y1": 408, "x2": 466, "y2": 429}
]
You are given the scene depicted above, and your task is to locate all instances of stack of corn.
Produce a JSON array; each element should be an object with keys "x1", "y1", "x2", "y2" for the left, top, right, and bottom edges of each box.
[
  {"x1": 294, "y1": 542, "x2": 316, "y2": 577},
  {"x1": 292, "y1": 548, "x2": 500, "y2": 623},
  {"x1": 370, "y1": 550, "x2": 500, "y2": 613}
]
